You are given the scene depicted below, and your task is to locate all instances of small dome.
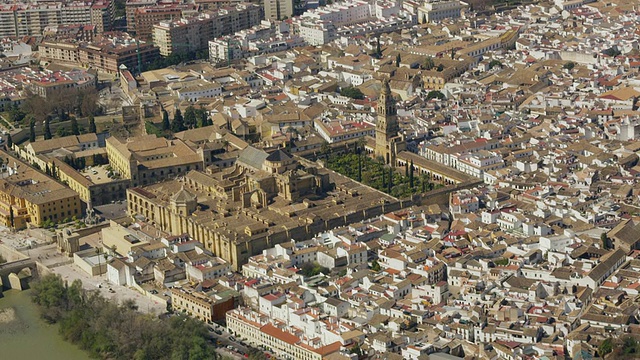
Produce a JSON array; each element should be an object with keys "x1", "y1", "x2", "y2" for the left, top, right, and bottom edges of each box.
[{"x1": 171, "y1": 185, "x2": 196, "y2": 203}]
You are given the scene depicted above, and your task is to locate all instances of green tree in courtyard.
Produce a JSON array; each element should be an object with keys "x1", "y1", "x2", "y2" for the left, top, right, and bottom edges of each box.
[
  {"x1": 371, "y1": 259, "x2": 381, "y2": 272},
  {"x1": 341, "y1": 87, "x2": 365, "y2": 100},
  {"x1": 489, "y1": 60, "x2": 502, "y2": 69},
  {"x1": 56, "y1": 126, "x2": 70, "y2": 138},
  {"x1": 423, "y1": 56, "x2": 435, "y2": 70},
  {"x1": 601, "y1": 232, "x2": 611, "y2": 250},
  {"x1": 184, "y1": 106, "x2": 197, "y2": 129},
  {"x1": 599, "y1": 338, "x2": 613, "y2": 358},
  {"x1": 427, "y1": 90, "x2": 445, "y2": 100},
  {"x1": 196, "y1": 106, "x2": 210, "y2": 128},
  {"x1": 320, "y1": 141, "x2": 331, "y2": 159},
  {"x1": 171, "y1": 109, "x2": 186, "y2": 133}
]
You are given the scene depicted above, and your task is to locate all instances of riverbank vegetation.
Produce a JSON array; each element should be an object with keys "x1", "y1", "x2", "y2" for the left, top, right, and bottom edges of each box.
[{"x1": 32, "y1": 274, "x2": 216, "y2": 360}]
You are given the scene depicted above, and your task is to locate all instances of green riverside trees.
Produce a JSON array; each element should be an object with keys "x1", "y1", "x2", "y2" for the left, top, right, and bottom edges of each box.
[{"x1": 32, "y1": 274, "x2": 217, "y2": 360}]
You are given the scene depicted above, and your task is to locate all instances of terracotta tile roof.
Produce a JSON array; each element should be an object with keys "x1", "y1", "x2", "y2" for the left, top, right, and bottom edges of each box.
[{"x1": 260, "y1": 324, "x2": 300, "y2": 345}]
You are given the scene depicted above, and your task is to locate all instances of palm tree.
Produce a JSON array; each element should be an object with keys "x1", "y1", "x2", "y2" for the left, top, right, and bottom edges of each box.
[
  {"x1": 356, "y1": 136, "x2": 366, "y2": 154},
  {"x1": 320, "y1": 141, "x2": 331, "y2": 159},
  {"x1": 424, "y1": 56, "x2": 435, "y2": 70}
]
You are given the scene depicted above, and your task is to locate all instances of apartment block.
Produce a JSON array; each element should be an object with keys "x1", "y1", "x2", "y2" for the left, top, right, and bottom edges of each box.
[
  {"x1": 39, "y1": 33, "x2": 159, "y2": 74},
  {"x1": 264, "y1": 0, "x2": 293, "y2": 20},
  {"x1": 292, "y1": 0, "x2": 406, "y2": 45},
  {"x1": 153, "y1": 14, "x2": 217, "y2": 57},
  {"x1": 90, "y1": 0, "x2": 115, "y2": 32},
  {"x1": 152, "y1": 3, "x2": 263, "y2": 56},
  {"x1": 0, "y1": 0, "x2": 114, "y2": 37},
  {"x1": 133, "y1": 4, "x2": 197, "y2": 40},
  {"x1": 125, "y1": 0, "x2": 157, "y2": 34},
  {"x1": 194, "y1": 0, "x2": 245, "y2": 9}
]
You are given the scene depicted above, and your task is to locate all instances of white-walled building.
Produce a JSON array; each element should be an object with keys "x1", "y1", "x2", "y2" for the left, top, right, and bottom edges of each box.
[
  {"x1": 417, "y1": 0, "x2": 464, "y2": 23},
  {"x1": 176, "y1": 81, "x2": 222, "y2": 101}
]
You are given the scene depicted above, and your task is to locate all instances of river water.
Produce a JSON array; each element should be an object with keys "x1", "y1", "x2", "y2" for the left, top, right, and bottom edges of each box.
[{"x1": 0, "y1": 289, "x2": 89, "y2": 359}]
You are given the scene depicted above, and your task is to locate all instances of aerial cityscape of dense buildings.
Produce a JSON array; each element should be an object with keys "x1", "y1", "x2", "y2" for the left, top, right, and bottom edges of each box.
[{"x1": 2, "y1": 0, "x2": 640, "y2": 359}]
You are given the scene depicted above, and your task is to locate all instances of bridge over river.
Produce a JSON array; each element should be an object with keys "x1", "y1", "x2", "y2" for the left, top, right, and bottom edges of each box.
[{"x1": 0, "y1": 244, "x2": 38, "y2": 292}]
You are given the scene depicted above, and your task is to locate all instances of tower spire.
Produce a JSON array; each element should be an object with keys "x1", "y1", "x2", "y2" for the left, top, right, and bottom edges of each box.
[{"x1": 375, "y1": 78, "x2": 402, "y2": 164}]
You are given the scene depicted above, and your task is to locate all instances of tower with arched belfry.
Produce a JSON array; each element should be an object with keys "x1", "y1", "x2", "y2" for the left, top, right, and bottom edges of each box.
[{"x1": 375, "y1": 79, "x2": 405, "y2": 164}]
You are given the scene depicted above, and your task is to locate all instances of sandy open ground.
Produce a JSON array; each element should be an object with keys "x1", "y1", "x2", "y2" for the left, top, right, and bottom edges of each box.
[{"x1": 0, "y1": 307, "x2": 17, "y2": 323}]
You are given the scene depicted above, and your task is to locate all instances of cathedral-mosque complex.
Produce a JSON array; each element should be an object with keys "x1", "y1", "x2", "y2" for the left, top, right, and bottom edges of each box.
[{"x1": 127, "y1": 83, "x2": 474, "y2": 270}]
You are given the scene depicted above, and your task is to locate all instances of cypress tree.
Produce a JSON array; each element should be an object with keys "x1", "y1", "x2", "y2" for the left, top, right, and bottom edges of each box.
[
  {"x1": 71, "y1": 117, "x2": 80, "y2": 135},
  {"x1": 161, "y1": 110, "x2": 170, "y2": 131},
  {"x1": 409, "y1": 160, "x2": 414, "y2": 188},
  {"x1": 171, "y1": 109, "x2": 185, "y2": 132},
  {"x1": 6, "y1": 133, "x2": 12, "y2": 148},
  {"x1": 44, "y1": 119, "x2": 52, "y2": 140},
  {"x1": 184, "y1": 106, "x2": 197, "y2": 129},
  {"x1": 29, "y1": 120, "x2": 36, "y2": 142},
  {"x1": 357, "y1": 154, "x2": 362, "y2": 182},
  {"x1": 88, "y1": 115, "x2": 97, "y2": 133}
]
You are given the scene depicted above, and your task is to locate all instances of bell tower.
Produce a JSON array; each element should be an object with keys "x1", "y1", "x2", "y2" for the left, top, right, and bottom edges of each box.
[{"x1": 375, "y1": 79, "x2": 402, "y2": 164}]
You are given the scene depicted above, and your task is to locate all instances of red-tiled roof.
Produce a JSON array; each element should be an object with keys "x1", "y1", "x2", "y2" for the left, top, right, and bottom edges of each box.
[{"x1": 261, "y1": 324, "x2": 299, "y2": 345}]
